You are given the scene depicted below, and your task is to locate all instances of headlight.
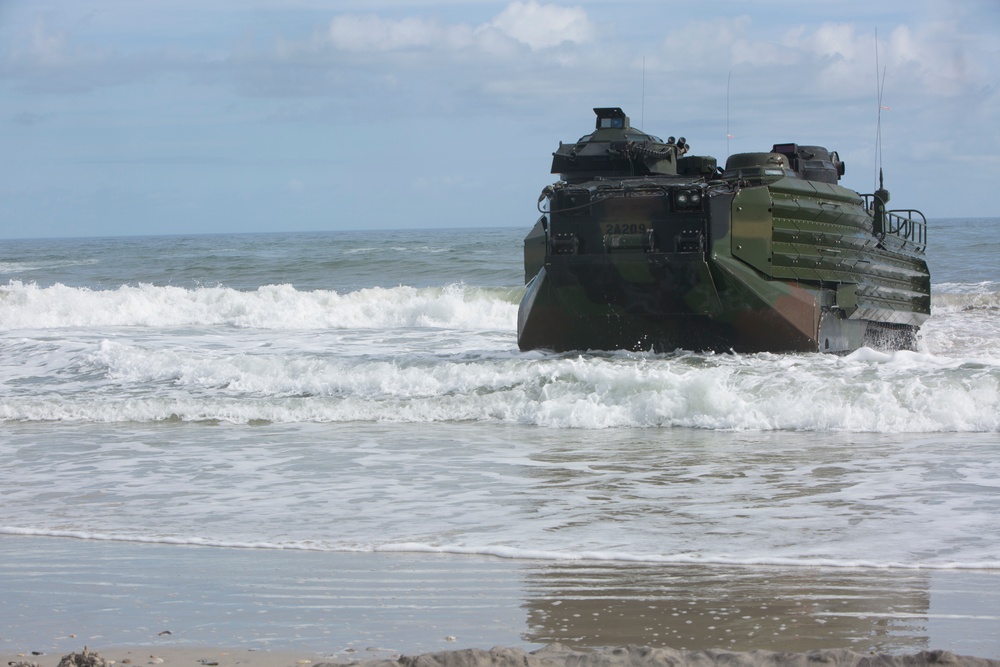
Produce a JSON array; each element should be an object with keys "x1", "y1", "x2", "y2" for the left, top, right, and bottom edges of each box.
[{"x1": 674, "y1": 190, "x2": 703, "y2": 209}]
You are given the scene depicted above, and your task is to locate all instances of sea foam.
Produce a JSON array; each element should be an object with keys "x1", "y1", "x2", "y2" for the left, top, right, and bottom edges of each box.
[
  {"x1": 0, "y1": 280, "x2": 518, "y2": 330},
  {"x1": 3, "y1": 345, "x2": 998, "y2": 431},
  {"x1": 2, "y1": 527, "x2": 999, "y2": 570}
]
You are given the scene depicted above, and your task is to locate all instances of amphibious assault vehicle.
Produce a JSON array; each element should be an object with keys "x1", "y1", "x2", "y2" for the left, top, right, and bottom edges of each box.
[{"x1": 517, "y1": 107, "x2": 930, "y2": 353}]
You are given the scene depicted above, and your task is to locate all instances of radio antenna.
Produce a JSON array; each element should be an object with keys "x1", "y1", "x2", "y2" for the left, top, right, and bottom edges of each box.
[
  {"x1": 726, "y1": 70, "x2": 732, "y2": 158},
  {"x1": 641, "y1": 56, "x2": 646, "y2": 130},
  {"x1": 874, "y1": 29, "x2": 887, "y2": 191}
]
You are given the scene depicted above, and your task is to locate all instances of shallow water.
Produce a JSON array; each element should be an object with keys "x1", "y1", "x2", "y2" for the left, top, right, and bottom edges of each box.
[
  {"x1": 3, "y1": 422, "x2": 1000, "y2": 569},
  {"x1": 3, "y1": 537, "x2": 1000, "y2": 657},
  {"x1": 1, "y1": 221, "x2": 999, "y2": 655}
]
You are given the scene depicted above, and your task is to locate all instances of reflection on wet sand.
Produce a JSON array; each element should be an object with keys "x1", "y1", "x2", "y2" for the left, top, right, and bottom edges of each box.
[
  {"x1": 2, "y1": 537, "x2": 999, "y2": 659},
  {"x1": 522, "y1": 562, "x2": 937, "y2": 653}
]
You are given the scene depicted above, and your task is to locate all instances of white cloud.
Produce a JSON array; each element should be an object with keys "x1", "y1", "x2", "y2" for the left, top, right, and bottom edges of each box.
[
  {"x1": 651, "y1": 16, "x2": 790, "y2": 71},
  {"x1": 7, "y1": 16, "x2": 109, "y2": 70},
  {"x1": 322, "y1": 2, "x2": 593, "y2": 54},
  {"x1": 24, "y1": 18, "x2": 71, "y2": 66},
  {"x1": 0, "y1": 14, "x2": 171, "y2": 93},
  {"x1": 487, "y1": 1, "x2": 594, "y2": 50},
  {"x1": 327, "y1": 14, "x2": 474, "y2": 52},
  {"x1": 779, "y1": 20, "x2": 989, "y2": 98},
  {"x1": 649, "y1": 17, "x2": 991, "y2": 104},
  {"x1": 884, "y1": 22, "x2": 980, "y2": 97}
]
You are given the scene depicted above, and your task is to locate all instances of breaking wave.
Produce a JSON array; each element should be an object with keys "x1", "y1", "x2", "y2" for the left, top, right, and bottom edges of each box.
[
  {"x1": 0, "y1": 280, "x2": 520, "y2": 331},
  {"x1": 3, "y1": 345, "x2": 998, "y2": 431}
]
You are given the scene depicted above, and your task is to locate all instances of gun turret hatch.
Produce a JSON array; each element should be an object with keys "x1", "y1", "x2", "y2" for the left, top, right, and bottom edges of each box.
[
  {"x1": 551, "y1": 107, "x2": 689, "y2": 181},
  {"x1": 594, "y1": 107, "x2": 629, "y2": 130}
]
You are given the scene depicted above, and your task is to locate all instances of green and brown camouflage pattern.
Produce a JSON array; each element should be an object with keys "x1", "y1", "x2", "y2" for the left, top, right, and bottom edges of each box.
[{"x1": 517, "y1": 108, "x2": 930, "y2": 353}]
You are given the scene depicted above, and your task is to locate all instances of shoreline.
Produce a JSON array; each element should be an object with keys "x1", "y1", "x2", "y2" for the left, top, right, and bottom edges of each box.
[
  {"x1": 5, "y1": 644, "x2": 1000, "y2": 667},
  {"x1": 3, "y1": 535, "x2": 1000, "y2": 660}
]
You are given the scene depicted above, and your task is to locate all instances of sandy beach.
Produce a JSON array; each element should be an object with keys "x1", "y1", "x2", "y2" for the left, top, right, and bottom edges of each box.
[
  {"x1": 3, "y1": 536, "x2": 1000, "y2": 665},
  {"x1": 6, "y1": 643, "x2": 1000, "y2": 667}
]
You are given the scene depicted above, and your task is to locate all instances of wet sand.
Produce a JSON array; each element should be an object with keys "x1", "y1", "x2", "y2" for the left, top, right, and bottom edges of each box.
[
  {"x1": 5, "y1": 644, "x2": 1000, "y2": 667},
  {"x1": 2, "y1": 536, "x2": 999, "y2": 662}
]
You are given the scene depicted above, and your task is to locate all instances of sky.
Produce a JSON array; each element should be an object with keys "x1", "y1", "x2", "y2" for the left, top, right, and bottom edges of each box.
[{"x1": 1, "y1": 0, "x2": 998, "y2": 239}]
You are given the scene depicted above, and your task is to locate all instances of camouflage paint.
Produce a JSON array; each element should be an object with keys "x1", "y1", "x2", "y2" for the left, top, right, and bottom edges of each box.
[{"x1": 517, "y1": 109, "x2": 930, "y2": 353}]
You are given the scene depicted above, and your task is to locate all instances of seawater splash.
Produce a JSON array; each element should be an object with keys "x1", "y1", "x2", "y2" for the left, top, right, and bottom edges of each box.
[
  {"x1": 0, "y1": 280, "x2": 520, "y2": 330},
  {"x1": 922, "y1": 289, "x2": 1000, "y2": 357},
  {"x1": 2, "y1": 279, "x2": 998, "y2": 431},
  {"x1": 2, "y1": 343, "x2": 998, "y2": 431}
]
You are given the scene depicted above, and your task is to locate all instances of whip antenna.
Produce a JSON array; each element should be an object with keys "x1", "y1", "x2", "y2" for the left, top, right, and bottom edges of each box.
[
  {"x1": 874, "y1": 28, "x2": 887, "y2": 191},
  {"x1": 726, "y1": 71, "x2": 732, "y2": 158},
  {"x1": 641, "y1": 56, "x2": 646, "y2": 130}
]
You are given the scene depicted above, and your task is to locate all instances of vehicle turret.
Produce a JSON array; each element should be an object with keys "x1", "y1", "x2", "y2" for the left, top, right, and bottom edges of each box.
[
  {"x1": 771, "y1": 143, "x2": 845, "y2": 183},
  {"x1": 550, "y1": 108, "x2": 699, "y2": 182}
]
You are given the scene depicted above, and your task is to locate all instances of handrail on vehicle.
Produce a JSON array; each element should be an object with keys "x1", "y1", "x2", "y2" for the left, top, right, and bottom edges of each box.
[
  {"x1": 884, "y1": 209, "x2": 927, "y2": 252},
  {"x1": 862, "y1": 194, "x2": 927, "y2": 252}
]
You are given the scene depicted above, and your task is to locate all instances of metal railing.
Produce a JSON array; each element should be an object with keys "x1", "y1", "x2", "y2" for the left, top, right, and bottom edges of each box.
[
  {"x1": 861, "y1": 195, "x2": 928, "y2": 253},
  {"x1": 884, "y1": 209, "x2": 927, "y2": 252}
]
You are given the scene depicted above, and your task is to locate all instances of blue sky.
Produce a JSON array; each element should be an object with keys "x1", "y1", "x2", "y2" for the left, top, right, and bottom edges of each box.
[{"x1": 1, "y1": 0, "x2": 997, "y2": 239}]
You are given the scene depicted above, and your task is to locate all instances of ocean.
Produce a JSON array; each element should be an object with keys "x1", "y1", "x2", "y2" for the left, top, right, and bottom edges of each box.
[{"x1": 1, "y1": 221, "x2": 999, "y2": 657}]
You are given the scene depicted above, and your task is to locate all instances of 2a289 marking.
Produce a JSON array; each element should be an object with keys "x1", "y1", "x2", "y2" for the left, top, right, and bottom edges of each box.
[{"x1": 605, "y1": 223, "x2": 647, "y2": 234}]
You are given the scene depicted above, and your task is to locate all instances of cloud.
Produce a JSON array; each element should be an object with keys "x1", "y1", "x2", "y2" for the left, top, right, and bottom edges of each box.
[
  {"x1": 655, "y1": 16, "x2": 782, "y2": 70},
  {"x1": 225, "y1": 1, "x2": 599, "y2": 106},
  {"x1": 0, "y1": 15, "x2": 146, "y2": 93},
  {"x1": 323, "y1": 1, "x2": 593, "y2": 54},
  {"x1": 23, "y1": 16, "x2": 71, "y2": 66},
  {"x1": 326, "y1": 14, "x2": 474, "y2": 52},
  {"x1": 650, "y1": 16, "x2": 992, "y2": 105},
  {"x1": 487, "y1": 1, "x2": 594, "y2": 50},
  {"x1": 774, "y1": 15, "x2": 1000, "y2": 102},
  {"x1": 2, "y1": 0, "x2": 993, "y2": 122},
  {"x1": 883, "y1": 22, "x2": 986, "y2": 97}
]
